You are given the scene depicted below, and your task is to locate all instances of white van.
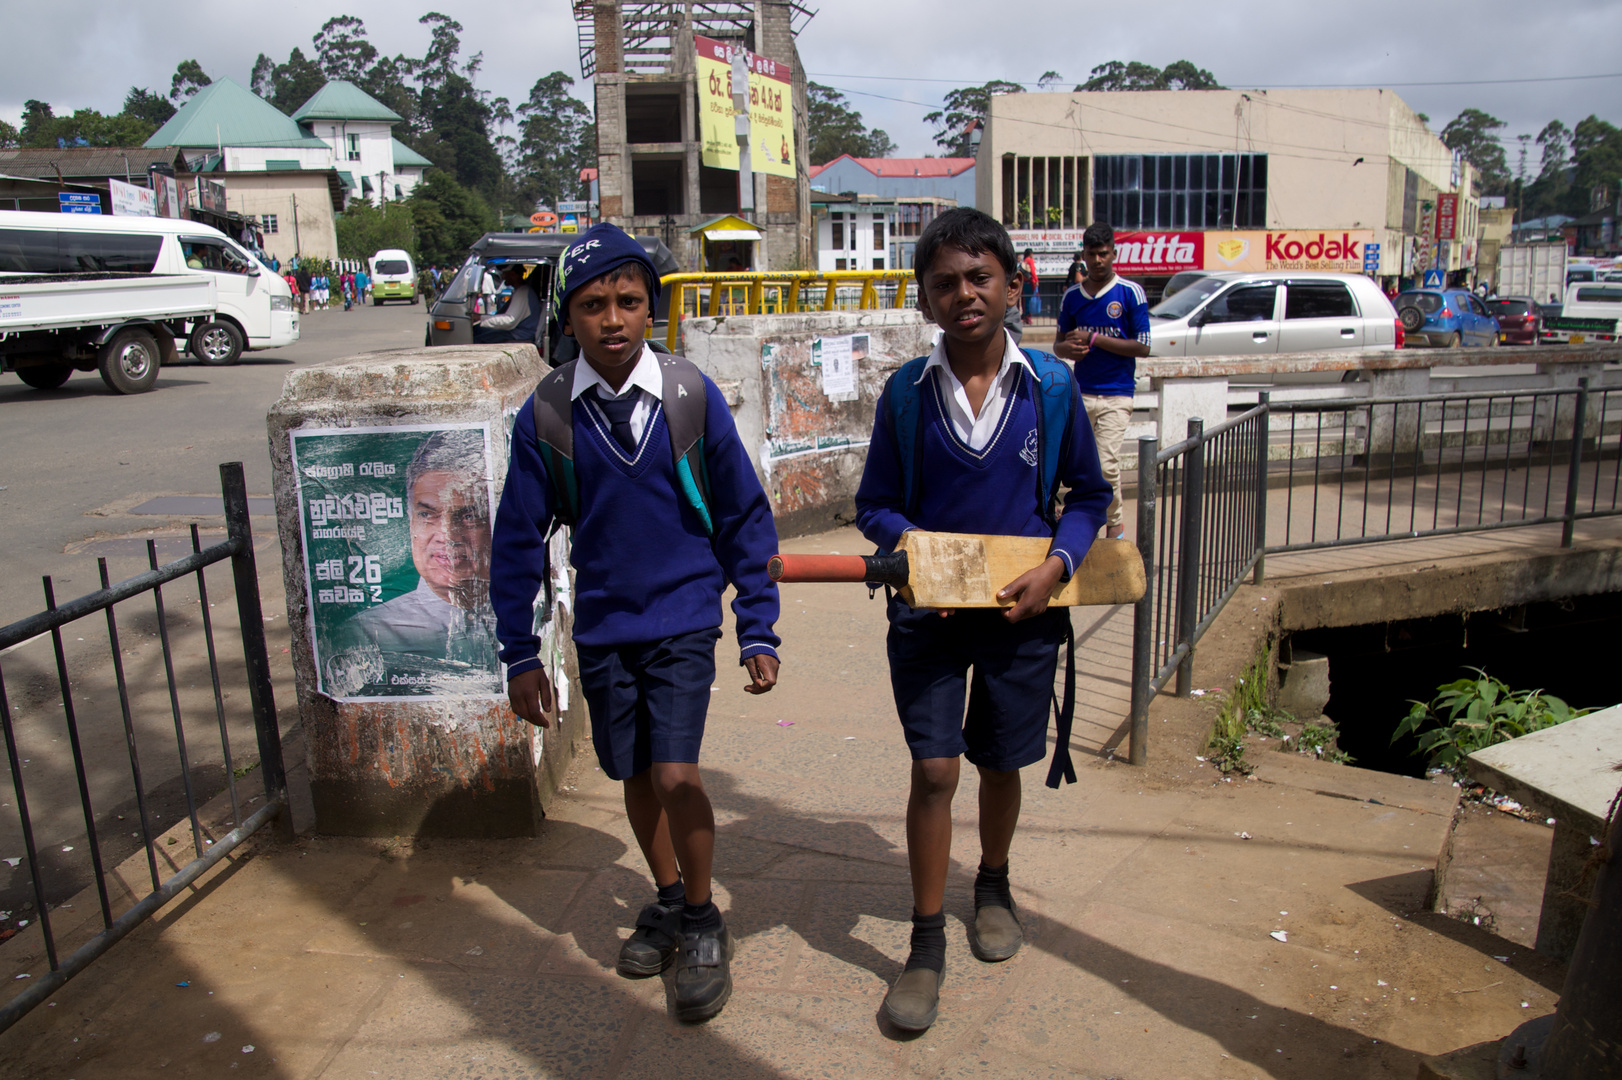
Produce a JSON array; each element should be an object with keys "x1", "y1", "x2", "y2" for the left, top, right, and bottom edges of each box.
[
  {"x1": 0, "y1": 209, "x2": 297, "y2": 364},
  {"x1": 368, "y1": 248, "x2": 417, "y2": 305},
  {"x1": 1540, "y1": 282, "x2": 1622, "y2": 345}
]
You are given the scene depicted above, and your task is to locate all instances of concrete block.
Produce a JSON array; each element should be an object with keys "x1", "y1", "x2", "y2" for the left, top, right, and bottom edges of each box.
[
  {"x1": 267, "y1": 344, "x2": 576, "y2": 838},
  {"x1": 1154, "y1": 375, "x2": 1227, "y2": 445},
  {"x1": 1366, "y1": 367, "x2": 1430, "y2": 457},
  {"x1": 681, "y1": 310, "x2": 934, "y2": 537},
  {"x1": 1277, "y1": 648, "x2": 1330, "y2": 718}
]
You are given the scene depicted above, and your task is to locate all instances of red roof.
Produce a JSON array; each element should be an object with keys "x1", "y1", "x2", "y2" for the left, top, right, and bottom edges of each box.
[
  {"x1": 809, "y1": 155, "x2": 975, "y2": 179},
  {"x1": 580, "y1": 167, "x2": 599, "y2": 182}
]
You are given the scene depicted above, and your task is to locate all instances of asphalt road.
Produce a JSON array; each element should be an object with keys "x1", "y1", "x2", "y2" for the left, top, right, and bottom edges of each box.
[{"x1": 0, "y1": 299, "x2": 429, "y2": 924}]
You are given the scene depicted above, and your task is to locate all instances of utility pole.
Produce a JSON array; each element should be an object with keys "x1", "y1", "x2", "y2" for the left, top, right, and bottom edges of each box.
[{"x1": 731, "y1": 47, "x2": 752, "y2": 213}]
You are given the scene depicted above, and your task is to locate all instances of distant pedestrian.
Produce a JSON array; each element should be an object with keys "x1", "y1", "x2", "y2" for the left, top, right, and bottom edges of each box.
[
  {"x1": 294, "y1": 265, "x2": 311, "y2": 314},
  {"x1": 355, "y1": 267, "x2": 370, "y2": 303},
  {"x1": 1020, "y1": 249, "x2": 1040, "y2": 325},
  {"x1": 1065, "y1": 252, "x2": 1085, "y2": 287}
]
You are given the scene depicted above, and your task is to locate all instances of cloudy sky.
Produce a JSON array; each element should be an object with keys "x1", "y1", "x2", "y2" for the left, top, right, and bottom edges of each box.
[{"x1": 4, "y1": 0, "x2": 1618, "y2": 162}]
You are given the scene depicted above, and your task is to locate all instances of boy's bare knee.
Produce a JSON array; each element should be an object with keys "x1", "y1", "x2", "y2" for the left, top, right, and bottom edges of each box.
[
  {"x1": 911, "y1": 757, "x2": 960, "y2": 799},
  {"x1": 976, "y1": 766, "x2": 1020, "y2": 790},
  {"x1": 650, "y1": 762, "x2": 705, "y2": 802}
]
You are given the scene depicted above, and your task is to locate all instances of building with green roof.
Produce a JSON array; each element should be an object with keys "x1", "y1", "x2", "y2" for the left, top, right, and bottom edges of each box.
[{"x1": 292, "y1": 80, "x2": 431, "y2": 207}]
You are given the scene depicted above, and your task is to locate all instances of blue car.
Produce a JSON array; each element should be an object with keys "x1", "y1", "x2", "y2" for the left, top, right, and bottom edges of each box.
[{"x1": 1394, "y1": 288, "x2": 1500, "y2": 348}]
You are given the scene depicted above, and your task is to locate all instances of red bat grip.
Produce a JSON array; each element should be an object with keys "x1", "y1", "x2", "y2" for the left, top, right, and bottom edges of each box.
[{"x1": 768, "y1": 553, "x2": 872, "y2": 582}]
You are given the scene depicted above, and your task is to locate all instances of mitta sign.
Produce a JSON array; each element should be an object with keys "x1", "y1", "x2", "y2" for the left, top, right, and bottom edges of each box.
[{"x1": 1111, "y1": 232, "x2": 1201, "y2": 274}]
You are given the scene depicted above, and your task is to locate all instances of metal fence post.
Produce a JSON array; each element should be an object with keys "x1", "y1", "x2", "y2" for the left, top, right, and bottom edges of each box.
[
  {"x1": 1128, "y1": 436, "x2": 1158, "y2": 766},
  {"x1": 1562, "y1": 378, "x2": 1589, "y2": 548},
  {"x1": 220, "y1": 462, "x2": 292, "y2": 840},
  {"x1": 1176, "y1": 418, "x2": 1205, "y2": 698},
  {"x1": 1253, "y1": 392, "x2": 1269, "y2": 584}
]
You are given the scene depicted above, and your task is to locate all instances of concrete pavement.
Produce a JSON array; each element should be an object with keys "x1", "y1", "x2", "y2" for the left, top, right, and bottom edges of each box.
[{"x1": 0, "y1": 525, "x2": 1572, "y2": 1080}]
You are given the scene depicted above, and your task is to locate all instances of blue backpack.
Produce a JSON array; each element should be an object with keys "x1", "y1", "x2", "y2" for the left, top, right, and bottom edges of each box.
[
  {"x1": 883, "y1": 346, "x2": 1082, "y2": 790},
  {"x1": 886, "y1": 347, "x2": 1076, "y2": 526}
]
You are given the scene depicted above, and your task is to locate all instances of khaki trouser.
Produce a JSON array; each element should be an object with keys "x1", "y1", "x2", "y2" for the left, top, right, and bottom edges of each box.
[{"x1": 1082, "y1": 394, "x2": 1133, "y2": 531}]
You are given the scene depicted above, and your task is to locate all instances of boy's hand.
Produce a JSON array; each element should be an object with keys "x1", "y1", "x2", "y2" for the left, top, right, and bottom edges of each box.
[
  {"x1": 1052, "y1": 329, "x2": 1091, "y2": 361},
  {"x1": 507, "y1": 667, "x2": 555, "y2": 728},
  {"x1": 997, "y1": 555, "x2": 1067, "y2": 623},
  {"x1": 743, "y1": 654, "x2": 779, "y2": 694}
]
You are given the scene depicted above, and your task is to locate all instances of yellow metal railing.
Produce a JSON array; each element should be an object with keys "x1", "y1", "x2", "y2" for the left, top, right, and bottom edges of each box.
[{"x1": 657, "y1": 270, "x2": 916, "y2": 350}]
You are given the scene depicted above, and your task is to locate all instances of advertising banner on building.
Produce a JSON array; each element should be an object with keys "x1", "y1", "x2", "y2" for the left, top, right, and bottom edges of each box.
[
  {"x1": 289, "y1": 423, "x2": 501, "y2": 702},
  {"x1": 108, "y1": 177, "x2": 155, "y2": 217},
  {"x1": 1203, "y1": 230, "x2": 1376, "y2": 273},
  {"x1": 695, "y1": 34, "x2": 795, "y2": 179},
  {"x1": 1005, "y1": 229, "x2": 1201, "y2": 276},
  {"x1": 195, "y1": 177, "x2": 227, "y2": 214},
  {"x1": 150, "y1": 173, "x2": 183, "y2": 219},
  {"x1": 1436, "y1": 194, "x2": 1458, "y2": 240}
]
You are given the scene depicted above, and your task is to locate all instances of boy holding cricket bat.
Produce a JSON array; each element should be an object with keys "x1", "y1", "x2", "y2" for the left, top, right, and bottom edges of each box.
[
  {"x1": 855, "y1": 207, "x2": 1112, "y2": 1031},
  {"x1": 492, "y1": 224, "x2": 781, "y2": 1022}
]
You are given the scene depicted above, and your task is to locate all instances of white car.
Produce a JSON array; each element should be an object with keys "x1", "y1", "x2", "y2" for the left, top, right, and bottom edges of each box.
[
  {"x1": 1148, "y1": 270, "x2": 1400, "y2": 357},
  {"x1": 1541, "y1": 282, "x2": 1622, "y2": 345}
]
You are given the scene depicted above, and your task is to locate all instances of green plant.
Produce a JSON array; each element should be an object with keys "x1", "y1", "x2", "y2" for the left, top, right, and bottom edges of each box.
[
  {"x1": 1204, "y1": 653, "x2": 1272, "y2": 774},
  {"x1": 1297, "y1": 723, "x2": 1355, "y2": 765},
  {"x1": 1045, "y1": 205, "x2": 1064, "y2": 226},
  {"x1": 1392, "y1": 668, "x2": 1587, "y2": 772}
]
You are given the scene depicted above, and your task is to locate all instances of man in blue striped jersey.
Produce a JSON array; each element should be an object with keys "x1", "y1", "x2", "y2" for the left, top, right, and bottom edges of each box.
[{"x1": 1053, "y1": 222, "x2": 1151, "y2": 539}]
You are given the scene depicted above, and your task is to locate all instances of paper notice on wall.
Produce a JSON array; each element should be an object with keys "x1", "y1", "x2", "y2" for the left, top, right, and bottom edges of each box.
[{"x1": 813, "y1": 333, "x2": 862, "y2": 399}]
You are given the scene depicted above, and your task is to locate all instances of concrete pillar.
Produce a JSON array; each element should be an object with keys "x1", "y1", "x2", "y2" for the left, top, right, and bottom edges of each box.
[
  {"x1": 1365, "y1": 367, "x2": 1430, "y2": 459},
  {"x1": 1535, "y1": 362, "x2": 1605, "y2": 444},
  {"x1": 267, "y1": 344, "x2": 580, "y2": 837},
  {"x1": 1153, "y1": 376, "x2": 1227, "y2": 446}
]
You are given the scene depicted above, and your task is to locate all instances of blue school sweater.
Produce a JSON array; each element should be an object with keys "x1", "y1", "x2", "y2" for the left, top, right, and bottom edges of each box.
[
  {"x1": 855, "y1": 363, "x2": 1113, "y2": 579},
  {"x1": 492, "y1": 376, "x2": 781, "y2": 678}
]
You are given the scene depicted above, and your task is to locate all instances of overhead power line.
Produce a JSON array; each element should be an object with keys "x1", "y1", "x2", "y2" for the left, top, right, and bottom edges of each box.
[{"x1": 807, "y1": 71, "x2": 1622, "y2": 89}]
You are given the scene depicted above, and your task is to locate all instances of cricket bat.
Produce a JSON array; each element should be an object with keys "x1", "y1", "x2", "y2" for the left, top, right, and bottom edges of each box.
[{"x1": 767, "y1": 531, "x2": 1146, "y2": 609}]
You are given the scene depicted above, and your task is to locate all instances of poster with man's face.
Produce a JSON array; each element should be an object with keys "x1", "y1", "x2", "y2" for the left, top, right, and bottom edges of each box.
[{"x1": 290, "y1": 423, "x2": 501, "y2": 701}]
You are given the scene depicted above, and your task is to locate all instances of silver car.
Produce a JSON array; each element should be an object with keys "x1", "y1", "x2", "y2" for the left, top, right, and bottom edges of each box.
[{"x1": 1148, "y1": 270, "x2": 1400, "y2": 357}]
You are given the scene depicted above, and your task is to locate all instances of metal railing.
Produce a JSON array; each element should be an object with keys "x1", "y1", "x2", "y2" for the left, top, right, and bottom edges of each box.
[
  {"x1": 0, "y1": 463, "x2": 288, "y2": 1032},
  {"x1": 659, "y1": 269, "x2": 918, "y2": 350},
  {"x1": 1125, "y1": 379, "x2": 1622, "y2": 763}
]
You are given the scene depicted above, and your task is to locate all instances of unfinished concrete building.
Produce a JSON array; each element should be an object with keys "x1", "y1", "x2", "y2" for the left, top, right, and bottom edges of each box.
[{"x1": 576, "y1": 0, "x2": 814, "y2": 272}]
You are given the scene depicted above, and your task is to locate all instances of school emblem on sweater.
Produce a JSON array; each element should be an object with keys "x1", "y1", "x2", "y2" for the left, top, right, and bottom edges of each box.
[
  {"x1": 1020, "y1": 429, "x2": 1039, "y2": 467},
  {"x1": 1107, "y1": 301, "x2": 1123, "y2": 319}
]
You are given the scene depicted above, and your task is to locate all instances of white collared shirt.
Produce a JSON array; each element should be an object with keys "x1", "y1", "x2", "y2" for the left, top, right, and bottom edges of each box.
[
  {"x1": 917, "y1": 329, "x2": 1033, "y2": 452},
  {"x1": 571, "y1": 343, "x2": 662, "y2": 444},
  {"x1": 1079, "y1": 272, "x2": 1118, "y2": 300}
]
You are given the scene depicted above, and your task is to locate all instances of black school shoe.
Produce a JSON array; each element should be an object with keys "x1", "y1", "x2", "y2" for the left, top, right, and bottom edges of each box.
[
  {"x1": 617, "y1": 901, "x2": 681, "y2": 977},
  {"x1": 673, "y1": 925, "x2": 734, "y2": 1022}
]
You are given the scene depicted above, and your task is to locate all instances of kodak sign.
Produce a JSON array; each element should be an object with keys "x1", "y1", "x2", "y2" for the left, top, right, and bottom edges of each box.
[{"x1": 1204, "y1": 230, "x2": 1375, "y2": 273}]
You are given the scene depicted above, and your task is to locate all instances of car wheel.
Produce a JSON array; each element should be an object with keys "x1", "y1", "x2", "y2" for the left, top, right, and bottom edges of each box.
[
  {"x1": 190, "y1": 320, "x2": 245, "y2": 366},
  {"x1": 1445, "y1": 331, "x2": 1461, "y2": 348},
  {"x1": 97, "y1": 328, "x2": 161, "y2": 394},
  {"x1": 373, "y1": 297, "x2": 383, "y2": 307},
  {"x1": 1399, "y1": 306, "x2": 1424, "y2": 332},
  {"x1": 16, "y1": 364, "x2": 73, "y2": 390},
  {"x1": 1486, "y1": 331, "x2": 1498, "y2": 347}
]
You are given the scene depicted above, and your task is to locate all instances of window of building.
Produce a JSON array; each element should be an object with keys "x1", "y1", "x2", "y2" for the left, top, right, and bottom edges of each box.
[
  {"x1": 347, "y1": 134, "x2": 361, "y2": 162},
  {"x1": 626, "y1": 91, "x2": 683, "y2": 144},
  {"x1": 260, "y1": 214, "x2": 279, "y2": 234},
  {"x1": 631, "y1": 157, "x2": 684, "y2": 215},
  {"x1": 831, "y1": 215, "x2": 845, "y2": 250},
  {"x1": 836, "y1": 257, "x2": 848, "y2": 271},
  {"x1": 873, "y1": 219, "x2": 885, "y2": 250},
  {"x1": 1092, "y1": 154, "x2": 1268, "y2": 230},
  {"x1": 873, "y1": 258, "x2": 884, "y2": 270},
  {"x1": 1001, "y1": 155, "x2": 1088, "y2": 230}
]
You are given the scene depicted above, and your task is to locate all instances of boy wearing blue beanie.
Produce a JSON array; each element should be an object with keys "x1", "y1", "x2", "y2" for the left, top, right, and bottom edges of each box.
[{"x1": 492, "y1": 223, "x2": 782, "y2": 1022}]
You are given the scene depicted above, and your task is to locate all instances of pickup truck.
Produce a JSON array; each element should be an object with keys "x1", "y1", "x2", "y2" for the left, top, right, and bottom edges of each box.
[{"x1": 0, "y1": 272, "x2": 217, "y2": 394}]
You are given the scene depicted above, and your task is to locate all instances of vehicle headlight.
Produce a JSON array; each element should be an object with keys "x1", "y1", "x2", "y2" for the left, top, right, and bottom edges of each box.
[{"x1": 270, "y1": 295, "x2": 293, "y2": 312}]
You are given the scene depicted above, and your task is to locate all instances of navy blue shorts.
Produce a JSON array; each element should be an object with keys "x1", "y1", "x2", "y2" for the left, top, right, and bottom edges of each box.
[
  {"x1": 886, "y1": 599, "x2": 1068, "y2": 771},
  {"x1": 575, "y1": 627, "x2": 721, "y2": 781}
]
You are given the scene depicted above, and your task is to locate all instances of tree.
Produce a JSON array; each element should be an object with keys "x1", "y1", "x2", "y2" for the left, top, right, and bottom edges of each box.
[
  {"x1": 0, "y1": 120, "x2": 17, "y2": 150},
  {"x1": 1076, "y1": 60, "x2": 1223, "y2": 92},
  {"x1": 513, "y1": 72, "x2": 595, "y2": 209},
  {"x1": 807, "y1": 83, "x2": 896, "y2": 165},
  {"x1": 314, "y1": 15, "x2": 378, "y2": 82},
  {"x1": 335, "y1": 199, "x2": 417, "y2": 260},
  {"x1": 1570, "y1": 115, "x2": 1622, "y2": 210},
  {"x1": 169, "y1": 59, "x2": 212, "y2": 102},
  {"x1": 250, "y1": 53, "x2": 276, "y2": 100},
  {"x1": 408, "y1": 170, "x2": 494, "y2": 267},
  {"x1": 18, "y1": 104, "x2": 157, "y2": 149},
  {"x1": 1440, "y1": 108, "x2": 1508, "y2": 194},
  {"x1": 924, "y1": 80, "x2": 1023, "y2": 156},
  {"x1": 264, "y1": 48, "x2": 328, "y2": 114},
  {"x1": 19, "y1": 100, "x2": 54, "y2": 145},
  {"x1": 122, "y1": 87, "x2": 175, "y2": 127}
]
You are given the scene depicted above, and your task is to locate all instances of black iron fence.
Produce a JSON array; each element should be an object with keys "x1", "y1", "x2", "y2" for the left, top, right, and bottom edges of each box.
[
  {"x1": 0, "y1": 463, "x2": 288, "y2": 1033},
  {"x1": 1125, "y1": 378, "x2": 1622, "y2": 763}
]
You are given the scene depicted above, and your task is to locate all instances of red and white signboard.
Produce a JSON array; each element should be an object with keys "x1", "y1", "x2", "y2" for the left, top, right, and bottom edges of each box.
[{"x1": 1435, "y1": 194, "x2": 1458, "y2": 240}]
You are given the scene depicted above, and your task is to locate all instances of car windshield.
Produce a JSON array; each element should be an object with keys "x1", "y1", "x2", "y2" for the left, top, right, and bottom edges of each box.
[
  {"x1": 1487, "y1": 299, "x2": 1530, "y2": 316},
  {"x1": 374, "y1": 259, "x2": 410, "y2": 275},
  {"x1": 1150, "y1": 275, "x2": 1226, "y2": 319},
  {"x1": 439, "y1": 256, "x2": 480, "y2": 304},
  {"x1": 1161, "y1": 271, "x2": 1210, "y2": 300},
  {"x1": 1396, "y1": 291, "x2": 1443, "y2": 314}
]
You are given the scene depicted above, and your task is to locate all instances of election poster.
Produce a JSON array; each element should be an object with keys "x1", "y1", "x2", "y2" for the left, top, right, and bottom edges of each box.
[
  {"x1": 289, "y1": 422, "x2": 502, "y2": 702},
  {"x1": 694, "y1": 34, "x2": 795, "y2": 179}
]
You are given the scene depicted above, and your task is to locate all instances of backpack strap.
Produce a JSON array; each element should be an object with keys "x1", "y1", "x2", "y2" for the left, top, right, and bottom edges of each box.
[
  {"x1": 656, "y1": 352, "x2": 715, "y2": 538},
  {"x1": 1021, "y1": 347, "x2": 1075, "y2": 527},
  {"x1": 530, "y1": 360, "x2": 580, "y2": 529},
  {"x1": 887, "y1": 356, "x2": 931, "y2": 518}
]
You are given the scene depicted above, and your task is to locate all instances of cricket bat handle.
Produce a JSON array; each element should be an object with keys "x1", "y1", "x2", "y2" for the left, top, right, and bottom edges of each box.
[{"x1": 767, "y1": 552, "x2": 910, "y2": 588}]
